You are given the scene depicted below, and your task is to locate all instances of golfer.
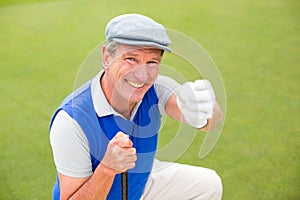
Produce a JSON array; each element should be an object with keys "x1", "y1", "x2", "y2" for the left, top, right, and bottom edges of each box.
[{"x1": 50, "y1": 13, "x2": 223, "y2": 200}]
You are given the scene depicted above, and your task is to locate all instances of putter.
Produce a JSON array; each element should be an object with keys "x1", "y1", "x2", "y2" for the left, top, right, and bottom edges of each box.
[
  {"x1": 122, "y1": 126, "x2": 135, "y2": 200},
  {"x1": 121, "y1": 171, "x2": 128, "y2": 200}
]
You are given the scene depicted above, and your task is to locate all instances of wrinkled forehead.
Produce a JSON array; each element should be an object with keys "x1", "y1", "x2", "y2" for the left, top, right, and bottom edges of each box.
[{"x1": 113, "y1": 44, "x2": 163, "y2": 57}]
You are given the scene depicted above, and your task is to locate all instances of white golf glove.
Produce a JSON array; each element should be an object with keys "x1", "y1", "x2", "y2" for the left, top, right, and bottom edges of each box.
[{"x1": 176, "y1": 80, "x2": 216, "y2": 128}]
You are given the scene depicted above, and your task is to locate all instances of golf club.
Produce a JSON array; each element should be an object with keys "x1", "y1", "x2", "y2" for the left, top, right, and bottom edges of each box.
[{"x1": 121, "y1": 171, "x2": 128, "y2": 200}]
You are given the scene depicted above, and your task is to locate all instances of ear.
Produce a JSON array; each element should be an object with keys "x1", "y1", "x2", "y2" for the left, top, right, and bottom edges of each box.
[{"x1": 102, "y1": 45, "x2": 110, "y2": 70}]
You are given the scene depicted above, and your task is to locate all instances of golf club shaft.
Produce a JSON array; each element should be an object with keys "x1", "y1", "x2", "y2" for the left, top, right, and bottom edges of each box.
[{"x1": 121, "y1": 171, "x2": 128, "y2": 200}]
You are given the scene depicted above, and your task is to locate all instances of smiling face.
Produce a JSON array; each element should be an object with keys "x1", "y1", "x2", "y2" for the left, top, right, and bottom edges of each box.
[{"x1": 101, "y1": 44, "x2": 162, "y2": 112}]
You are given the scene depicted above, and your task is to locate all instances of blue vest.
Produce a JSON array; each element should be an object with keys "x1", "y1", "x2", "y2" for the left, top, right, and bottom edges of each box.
[{"x1": 50, "y1": 81, "x2": 161, "y2": 200}]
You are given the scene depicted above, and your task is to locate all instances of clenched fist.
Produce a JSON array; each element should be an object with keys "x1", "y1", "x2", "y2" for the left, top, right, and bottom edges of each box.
[
  {"x1": 176, "y1": 80, "x2": 216, "y2": 128},
  {"x1": 101, "y1": 132, "x2": 137, "y2": 174}
]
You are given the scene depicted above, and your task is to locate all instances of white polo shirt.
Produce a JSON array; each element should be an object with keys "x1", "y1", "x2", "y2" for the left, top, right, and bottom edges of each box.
[{"x1": 50, "y1": 71, "x2": 180, "y2": 178}]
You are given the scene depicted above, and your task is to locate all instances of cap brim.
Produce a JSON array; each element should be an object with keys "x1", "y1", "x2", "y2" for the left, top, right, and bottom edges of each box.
[{"x1": 112, "y1": 38, "x2": 172, "y2": 52}]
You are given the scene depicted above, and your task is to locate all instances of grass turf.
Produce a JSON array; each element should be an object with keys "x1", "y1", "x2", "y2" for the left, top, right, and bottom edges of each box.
[{"x1": 0, "y1": 0, "x2": 299, "y2": 199}]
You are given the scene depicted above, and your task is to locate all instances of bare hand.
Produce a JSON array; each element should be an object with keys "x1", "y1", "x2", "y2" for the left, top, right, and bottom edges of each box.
[{"x1": 101, "y1": 132, "x2": 137, "y2": 174}]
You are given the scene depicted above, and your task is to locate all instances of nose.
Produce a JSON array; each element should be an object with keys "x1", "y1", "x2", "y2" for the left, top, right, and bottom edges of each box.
[{"x1": 132, "y1": 64, "x2": 148, "y2": 82}]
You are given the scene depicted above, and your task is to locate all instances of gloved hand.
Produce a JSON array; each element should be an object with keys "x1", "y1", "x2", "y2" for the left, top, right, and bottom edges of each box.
[
  {"x1": 101, "y1": 132, "x2": 137, "y2": 174},
  {"x1": 176, "y1": 80, "x2": 216, "y2": 128}
]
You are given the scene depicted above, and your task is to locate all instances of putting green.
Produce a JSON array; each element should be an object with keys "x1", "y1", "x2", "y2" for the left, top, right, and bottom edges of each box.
[{"x1": 1, "y1": 0, "x2": 299, "y2": 199}]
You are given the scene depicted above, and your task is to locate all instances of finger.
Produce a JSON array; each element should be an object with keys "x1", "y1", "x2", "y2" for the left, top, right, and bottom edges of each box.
[
  {"x1": 178, "y1": 82, "x2": 214, "y2": 102},
  {"x1": 125, "y1": 147, "x2": 136, "y2": 155},
  {"x1": 111, "y1": 132, "x2": 128, "y2": 145},
  {"x1": 118, "y1": 148, "x2": 137, "y2": 162},
  {"x1": 117, "y1": 155, "x2": 137, "y2": 172},
  {"x1": 116, "y1": 137, "x2": 133, "y2": 148},
  {"x1": 194, "y1": 80, "x2": 211, "y2": 90},
  {"x1": 186, "y1": 90, "x2": 213, "y2": 102},
  {"x1": 181, "y1": 108, "x2": 209, "y2": 118},
  {"x1": 182, "y1": 103, "x2": 214, "y2": 114},
  {"x1": 125, "y1": 153, "x2": 137, "y2": 163},
  {"x1": 124, "y1": 162, "x2": 136, "y2": 171},
  {"x1": 111, "y1": 132, "x2": 132, "y2": 147},
  {"x1": 113, "y1": 131, "x2": 128, "y2": 139},
  {"x1": 119, "y1": 148, "x2": 136, "y2": 159},
  {"x1": 194, "y1": 80, "x2": 216, "y2": 102},
  {"x1": 177, "y1": 82, "x2": 193, "y2": 100}
]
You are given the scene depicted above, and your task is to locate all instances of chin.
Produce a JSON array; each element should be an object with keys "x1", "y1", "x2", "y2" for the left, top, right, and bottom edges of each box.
[
  {"x1": 120, "y1": 84, "x2": 151, "y2": 103},
  {"x1": 128, "y1": 94, "x2": 144, "y2": 103}
]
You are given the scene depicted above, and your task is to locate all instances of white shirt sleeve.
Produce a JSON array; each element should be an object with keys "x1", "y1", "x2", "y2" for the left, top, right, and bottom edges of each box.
[
  {"x1": 50, "y1": 110, "x2": 93, "y2": 178},
  {"x1": 154, "y1": 75, "x2": 180, "y2": 114}
]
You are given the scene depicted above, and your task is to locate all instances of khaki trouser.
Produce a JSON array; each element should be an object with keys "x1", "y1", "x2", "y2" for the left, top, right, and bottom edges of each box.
[{"x1": 141, "y1": 160, "x2": 223, "y2": 200}]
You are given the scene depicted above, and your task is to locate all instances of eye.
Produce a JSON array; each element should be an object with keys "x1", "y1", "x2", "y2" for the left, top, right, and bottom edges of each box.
[
  {"x1": 125, "y1": 57, "x2": 136, "y2": 63},
  {"x1": 125, "y1": 57, "x2": 134, "y2": 61},
  {"x1": 146, "y1": 61, "x2": 159, "y2": 68}
]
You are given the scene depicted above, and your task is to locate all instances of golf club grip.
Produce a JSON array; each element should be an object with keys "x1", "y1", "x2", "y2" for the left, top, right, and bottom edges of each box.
[{"x1": 121, "y1": 172, "x2": 128, "y2": 200}]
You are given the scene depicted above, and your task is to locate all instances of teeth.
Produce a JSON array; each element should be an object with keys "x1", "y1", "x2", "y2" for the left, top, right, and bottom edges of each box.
[{"x1": 127, "y1": 80, "x2": 144, "y2": 88}]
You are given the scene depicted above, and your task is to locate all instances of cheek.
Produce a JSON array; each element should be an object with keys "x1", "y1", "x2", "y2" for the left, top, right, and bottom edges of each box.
[
  {"x1": 149, "y1": 67, "x2": 159, "y2": 80},
  {"x1": 109, "y1": 62, "x2": 128, "y2": 81}
]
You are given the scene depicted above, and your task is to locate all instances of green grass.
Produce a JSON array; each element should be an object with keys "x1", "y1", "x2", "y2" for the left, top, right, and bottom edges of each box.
[{"x1": 1, "y1": 0, "x2": 299, "y2": 199}]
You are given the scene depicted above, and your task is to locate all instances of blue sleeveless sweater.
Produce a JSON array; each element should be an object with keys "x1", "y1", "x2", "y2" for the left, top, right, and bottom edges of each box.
[{"x1": 50, "y1": 81, "x2": 161, "y2": 200}]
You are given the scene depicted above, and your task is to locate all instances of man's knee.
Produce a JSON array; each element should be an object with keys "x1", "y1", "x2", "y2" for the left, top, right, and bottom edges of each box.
[{"x1": 203, "y1": 169, "x2": 223, "y2": 199}]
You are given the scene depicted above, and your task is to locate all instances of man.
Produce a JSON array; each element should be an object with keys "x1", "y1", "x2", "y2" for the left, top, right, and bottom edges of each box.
[{"x1": 50, "y1": 13, "x2": 223, "y2": 199}]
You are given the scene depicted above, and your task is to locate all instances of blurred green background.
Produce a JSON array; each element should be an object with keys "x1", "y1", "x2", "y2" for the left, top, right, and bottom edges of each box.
[{"x1": 0, "y1": 0, "x2": 299, "y2": 199}]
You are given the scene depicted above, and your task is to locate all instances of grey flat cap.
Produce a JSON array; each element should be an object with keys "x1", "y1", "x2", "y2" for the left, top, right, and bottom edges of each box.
[{"x1": 105, "y1": 14, "x2": 172, "y2": 52}]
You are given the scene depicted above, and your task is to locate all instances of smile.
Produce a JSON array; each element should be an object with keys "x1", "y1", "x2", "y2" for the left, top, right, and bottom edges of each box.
[{"x1": 126, "y1": 80, "x2": 145, "y2": 88}]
